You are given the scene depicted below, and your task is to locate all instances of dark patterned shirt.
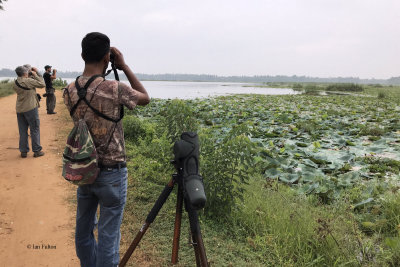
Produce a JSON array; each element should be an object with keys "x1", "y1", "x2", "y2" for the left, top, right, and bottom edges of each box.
[{"x1": 63, "y1": 76, "x2": 139, "y2": 165}]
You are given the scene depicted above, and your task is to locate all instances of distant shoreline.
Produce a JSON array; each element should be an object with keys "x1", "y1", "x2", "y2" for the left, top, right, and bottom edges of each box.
[{"x1": 1, "y1": 68, "x2": 399, "y2": 84}]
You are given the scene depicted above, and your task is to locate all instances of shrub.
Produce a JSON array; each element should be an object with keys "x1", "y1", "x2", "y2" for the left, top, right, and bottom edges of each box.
[
  {"x1": 126, "y1": 133, "x2": 174, "y2": 183},
  {"x1": 160, "y1": 99, "x2": 198, "y2": 142},
  {"x1": 378, "y1": 92, "x2": 386, "y2": 99},
  {"x1": 52, "y1": 78, "x2": 67, "y2": 87},
  {"x1": 326, "y1": 83, "x2": 364, "y2": 92},
  {"x1": 292, "y1": 83, "x2": 303, "y2": 89},
  {"x1": 303, "y1": 84, "x2": 321, "y2": 95},
  {"x1": 305, "y1": 84, "x2": 318, "y2": 91},
  {"x1": 123, "y1": 115, "x2": 155, "y2": 144},
  {"x1": 200, "y1": 123, "x2": 257, "y2": 220}
]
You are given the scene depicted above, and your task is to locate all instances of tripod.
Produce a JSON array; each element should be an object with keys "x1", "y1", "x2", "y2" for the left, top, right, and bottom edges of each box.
[{"x1": 119, "y1": 162, "x2": 209, "y2": 267}]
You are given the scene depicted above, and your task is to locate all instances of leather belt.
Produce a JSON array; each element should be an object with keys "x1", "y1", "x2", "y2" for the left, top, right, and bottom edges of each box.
[{"x1": 99, "y1": 162, "x2": 127, "y2": 171}]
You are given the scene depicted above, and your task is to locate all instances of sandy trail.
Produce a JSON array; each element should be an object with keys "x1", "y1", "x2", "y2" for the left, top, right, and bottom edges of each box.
[{"x1": 0, "y1": 88, "x2": 79, "y2": 266}]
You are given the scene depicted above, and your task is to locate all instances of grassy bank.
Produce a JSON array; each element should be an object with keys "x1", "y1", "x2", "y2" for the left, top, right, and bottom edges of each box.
[
  {"x1": 0, "y1": 79, "x2": 14, "y2": 97},
  {"x1": 119, "y1": 86, "x2": 400, "y2": 266}
]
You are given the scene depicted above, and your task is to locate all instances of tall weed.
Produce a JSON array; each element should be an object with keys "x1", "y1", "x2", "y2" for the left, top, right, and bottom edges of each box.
[{"x1": 200, "y1": 123, "x2": 257, "y2": 220}]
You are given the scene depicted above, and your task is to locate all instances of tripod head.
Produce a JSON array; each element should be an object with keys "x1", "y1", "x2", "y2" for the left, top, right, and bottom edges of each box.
[{"x1": 173, "y1": 132, "x2": 206, "y2": 210}]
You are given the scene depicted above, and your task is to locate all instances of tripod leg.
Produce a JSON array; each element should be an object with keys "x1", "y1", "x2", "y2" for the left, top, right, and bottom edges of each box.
[
  {"x1": 192, "y1": 229, "x2": 208, "y2": 266},
  {"x1": 120, "y1": 178, "x2": 176, "y2": 267},
  {"x1": 119, "y1": 222, "x2": 150, "y2": 267},
  {"x1": 186, "y1": 202, "x2": 209, "y2": 267},
  {"x1": 171, "y1": 185, "x2": 183, "y2": 264}
]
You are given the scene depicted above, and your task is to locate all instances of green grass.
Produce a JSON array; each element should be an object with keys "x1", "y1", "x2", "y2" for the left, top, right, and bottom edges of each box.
[
  {"x1": 0, "y1": 79, "x2": 14, "y2": 97},
  {"x1": 230, "y1": 179, "x2": 361, "y2": 266}
]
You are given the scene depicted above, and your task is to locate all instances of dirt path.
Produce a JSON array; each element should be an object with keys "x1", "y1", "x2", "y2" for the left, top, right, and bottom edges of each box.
[{"x1": 0, "y1": 88, "x2": 79, "y2": 266}]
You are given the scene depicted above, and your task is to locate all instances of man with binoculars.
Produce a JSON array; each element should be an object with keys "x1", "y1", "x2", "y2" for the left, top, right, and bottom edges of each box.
[
  {"x1": 63, "y1": 32, "x2": 150, "y2": 267},
  {"x1": 43, "y1": 65, "x2": 57, "y2": 114},
  {"x1": 13, "y1": 65, "x2": 45, "y2": 158}
]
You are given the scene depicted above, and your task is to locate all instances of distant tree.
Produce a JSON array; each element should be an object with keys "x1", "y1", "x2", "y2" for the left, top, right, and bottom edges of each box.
[{"x1": 0, "y1": 0, "x2": 7, "y2": 11}]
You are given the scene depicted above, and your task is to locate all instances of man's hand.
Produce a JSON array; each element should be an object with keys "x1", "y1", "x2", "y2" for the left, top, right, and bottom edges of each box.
[
  {"x1": 50, "y1": 69, "x2": 57, "y2": 80},
  {"x1": 110, "y1": 47, "x2": 127, "y2": 70},
  {"x1": 31, "y1": 67, "x2": 39, "y2": 74}
]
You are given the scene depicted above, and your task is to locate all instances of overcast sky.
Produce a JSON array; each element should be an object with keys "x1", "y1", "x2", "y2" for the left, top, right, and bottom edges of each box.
[{"x1": 0, "y1": 0, "x2": 399, "y2": 78}]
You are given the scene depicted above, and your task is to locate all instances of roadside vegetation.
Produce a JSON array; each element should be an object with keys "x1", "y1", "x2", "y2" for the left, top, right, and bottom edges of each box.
[
  {"x1": 120, "y1": 84, "x2": 400, "y2": 266},
  {"x1": 0, "y1": 78, "x2": 67, "y2": 98},
  {"x1": 0, "y1": 79, "x2": 14, "y2": 97},
  {"x1": 52, "y1": 78, "x2": 68, "y2": 87}
]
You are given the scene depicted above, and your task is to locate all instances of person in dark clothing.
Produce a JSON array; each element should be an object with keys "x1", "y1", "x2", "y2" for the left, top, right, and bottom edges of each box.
[{"x1": 43, "y1": 65, "x2": 57, "y2": 114}]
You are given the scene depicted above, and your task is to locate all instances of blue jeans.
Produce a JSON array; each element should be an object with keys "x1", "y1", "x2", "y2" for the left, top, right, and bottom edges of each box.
[
  {"x1": 16, "y1": 107, "x2": 42, "y2": 153},
  {"x1": 75, "y1": 167, "x2": 128, "y2": 267}
]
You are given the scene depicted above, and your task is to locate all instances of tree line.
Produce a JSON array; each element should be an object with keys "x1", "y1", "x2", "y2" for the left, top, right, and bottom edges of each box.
[{"x1": 1, "y1": 68, "x2": 399, "y2": 85}]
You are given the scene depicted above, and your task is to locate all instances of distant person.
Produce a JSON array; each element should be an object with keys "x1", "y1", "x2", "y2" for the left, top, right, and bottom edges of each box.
[
  {"x1": 13, "y1": 65, "x2": 45, "y2": 158},
  {"x1": 43, "y1": 65, "x2": 57, "y2": 114},
  {"x1": 63, "y1": 32, "x2": 150, "y2": 266}
]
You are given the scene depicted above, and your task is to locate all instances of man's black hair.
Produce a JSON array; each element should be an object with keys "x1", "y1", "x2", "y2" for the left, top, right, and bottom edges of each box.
[{"x1": 81, "y1": 32, "x2": 110, "y2": 63}]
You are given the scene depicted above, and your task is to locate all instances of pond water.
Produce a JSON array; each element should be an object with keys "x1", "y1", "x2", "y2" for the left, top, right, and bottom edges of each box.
[
  {"x1": 1, "y1": 77, "x2": 298, "y2": 99},
  {"x1": 128, "y1": 81, "x2": 297, "y2": 99}
]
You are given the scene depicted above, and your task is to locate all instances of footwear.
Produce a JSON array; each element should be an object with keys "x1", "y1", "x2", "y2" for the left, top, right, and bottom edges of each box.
[
  {"x1": 47, "y1": 111, "x2": 57, "y2": 115},
  {"x1": 33, "y1": 151, "x2": 45, "y2": 158},
  {"x1": 21, "y1": 152, "x2": 27, "y2": 158}
]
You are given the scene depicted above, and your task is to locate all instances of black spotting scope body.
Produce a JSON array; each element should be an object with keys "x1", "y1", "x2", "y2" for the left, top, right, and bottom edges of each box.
[{"x1": 173, "y1": 132, "x2": 207, "y2": 210}]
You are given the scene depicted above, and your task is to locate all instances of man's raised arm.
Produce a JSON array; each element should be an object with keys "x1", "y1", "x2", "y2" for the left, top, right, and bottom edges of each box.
[{"x1": 111, "y1": 47, "x2": 150, "y2": 106}]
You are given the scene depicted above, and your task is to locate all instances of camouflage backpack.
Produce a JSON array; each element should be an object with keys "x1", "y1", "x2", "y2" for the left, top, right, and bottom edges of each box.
[
  {"x1": 62, "y1": 75, "x2": 124, "y2": 185},
  {"x1": 62, "y1": 75, "x2": 103, "y2": 185},
  {"x1": 62, "y1": 119, "x2": 100, "y2": 185}
]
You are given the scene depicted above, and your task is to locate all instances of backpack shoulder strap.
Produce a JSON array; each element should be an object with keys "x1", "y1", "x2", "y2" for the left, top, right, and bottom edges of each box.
[
  {"x1": 15, "y1": 80, "x2": 31, "y2": 90},
  {"x1": 69, "y1": 75, "x2": 103, "y2": 117},
  {"x1": 70, "y1": 76, "x2": 124, "y2": 123},
  {"x1": 75, "y1": 75, "x2": 102, "y2": 98}
]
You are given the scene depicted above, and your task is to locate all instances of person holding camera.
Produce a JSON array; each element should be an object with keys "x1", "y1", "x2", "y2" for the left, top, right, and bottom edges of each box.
[
  {"x1": 43, "y1": 65, "x2": 57, "y2": 114},
  {"x1": 63, "y1": 32, "x2": 150, "y2": 267},
  {"x1": 13, "y1": 65, "x2": 45, "y2": 158}
]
